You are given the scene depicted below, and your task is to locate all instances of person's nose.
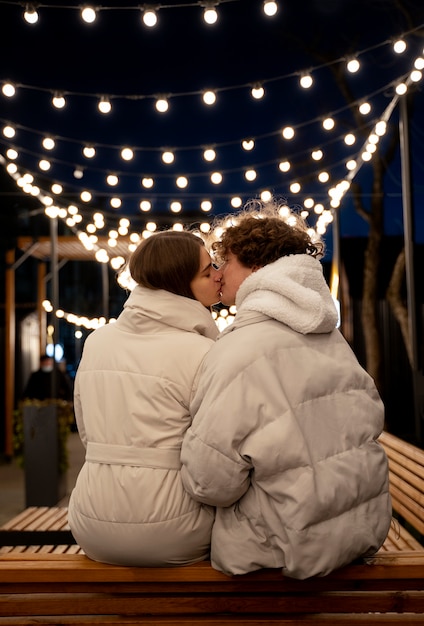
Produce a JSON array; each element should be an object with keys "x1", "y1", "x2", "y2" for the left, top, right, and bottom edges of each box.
[{"x1": 213, "y1": 266, "x2": 223, "y2": 281}]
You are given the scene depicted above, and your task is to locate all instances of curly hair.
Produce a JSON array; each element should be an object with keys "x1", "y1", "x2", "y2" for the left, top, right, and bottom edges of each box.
[{"x1": 211, "y1": 198, "x2": 324, "y2": 268}]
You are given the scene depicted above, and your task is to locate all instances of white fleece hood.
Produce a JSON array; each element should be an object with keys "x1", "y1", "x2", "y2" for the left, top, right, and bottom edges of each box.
[{"x1": 235, "y1": 254, "x2": 338, "y2": 334}]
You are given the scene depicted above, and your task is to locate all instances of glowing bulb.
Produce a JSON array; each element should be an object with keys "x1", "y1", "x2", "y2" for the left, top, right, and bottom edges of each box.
[
  {"x1": 201, "y1": 200, "x2": 212, "y2": 211},
  {"x1": 140, "y1": 200, "x2": 152, "y2": 212},
  {"x1": 110, "y1": 197, "x2": 121, "y2": 209},
  {"x1": 2, "y1": 82, "x2": 15, "y2": 97},
  {"x1": 40, "y1": 137, "x2": 55, "y2": 152},
  {"x1": 162, "y1": 150, "x2": 174, "y2": 164},
  {"x1": 395, "y1": 82, "x2": 407, "y2": 95},
  {"x1": 204, "y1": 7, "x2": 218, "y2": 25},
  {"x1": 242, "y1": 140, "x2": 255, "y2": 151},
  {"x1": 83, "y1": 145, "x2": 96, "y2": 158},
  {"x1": 346, "y1": 57, "x2": 360, "y2": 73},
  {"x1": 278, "y1": 161, "x2": 290, "y2": 172},
  {"x1": 312, "y1": 149, "x2": 323, "y2": 160},
  {"x1": 143, "y1": 8, "x2": 157, "y2": 27},
  {"x1": 318, "y1": 171, "x2": 329, "y2": 183},
  {"x1": 142, "y1": 177, "x2": 154, "y2": 188},
  {"x1": 322, "y1": 118, "x2": 335, "y2": 130},
  {"x1": 176, "y1": 176, "x2": 188, "y2": 188},
  {"x1": 203, "y1": 148, "x2": 216, "y2": 161},
  {"x1": 106, "y1": 174, "x2": 119, "y2": 186},
  {"x1": 156, "y1": 97, "x2": 169, "y2": 113},
  {"x1": 52, "y1": 93, "x2": 66, "y2": 108},
  {"x1": 359, "y1": 102, "x2": 371, "y2": 115},
  {"x1": 393, "y1": 39, "x2": 406, "y2": 54},
  {"x1": 299, "y1": 73, "x2": 313, "y2": 89},
  {"x1": 211, "y1": 172, "x2": 222, "y2": 184},
  {"x1": 81, "y1": 6, "x2": 97, "y2": 23},
  {"x1": 81, "y1": 190, "x2": 92, "y2": 202},
  {"x1": 263, "y1": 1, "x2": 278, "y2": 16},
  {"x1": 23, "y1": 5, "x2": 39, "y2": 23},
  {"x1": 282, "y1": 126, "x2": 295, "y2": 140},
  {"x1": 245, "y1": 169, "x2": 257, "y2": 181},
  {"x1": 121, "y1": 147, "x2": 134, "y2": 161},
  {"x1": 3, "y1": 125, "x2": 15, "y2": 138},
  {"x1": 344, "y1": 133, "x2": 356, "y2": 145},
  {"x1": 170, "y1": 201, "x2": 182, "y2": 213},
  {"x1": 290, "y1": 182, "x2": 301, "y2": 193},
  {"x1": 203, "y1": 90, "x2": 216, "y2": 105},
  {"x1": 39, "y1": 159, "x2": 51, "y2": 171},
  {"x1": 251, "y1": 84, "x2": 264, "y2": 99},
  {"x1": 98, "y1": 97, "x2": 112, "y2": 114}
]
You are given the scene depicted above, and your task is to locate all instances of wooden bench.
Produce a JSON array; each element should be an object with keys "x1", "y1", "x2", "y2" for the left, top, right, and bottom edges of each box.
[
  {"x1": 1, "y1": 430, "x2": 424, "y2": 623},
  {"x1": 378, "y1": 431, "x2": 424, "y2": 551},
  {"x1": 0, "y1": 506, "x2": 79, "y2": 553},
  {"x1": 0, "y1": 551, "x2": 424, "y2": 624}
]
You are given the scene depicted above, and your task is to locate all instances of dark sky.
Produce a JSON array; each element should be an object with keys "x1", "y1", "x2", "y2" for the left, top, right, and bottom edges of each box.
[{"x1": 1, "y1": 0, "x2": 424, "y2": 251}]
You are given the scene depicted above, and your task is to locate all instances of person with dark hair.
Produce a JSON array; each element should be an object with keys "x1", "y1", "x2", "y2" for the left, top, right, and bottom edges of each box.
[
  {"x1": 181, "y1": 198, "x2": 392, "y2": 579},
  {"x1": 23, "y1": 353, "x2": 73, "y2": 402},
  {"x1": 68, "y1": 230, "x2": 222, "y2": 567}
]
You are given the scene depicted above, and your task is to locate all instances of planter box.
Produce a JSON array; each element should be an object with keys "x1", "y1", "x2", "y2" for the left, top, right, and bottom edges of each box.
[{"x1": 23, "y1": 404, "x2": 67, "y2": 506}]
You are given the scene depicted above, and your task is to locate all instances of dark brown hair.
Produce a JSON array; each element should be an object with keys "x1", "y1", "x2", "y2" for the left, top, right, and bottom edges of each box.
[
  {"x1": 211, "y1": 199, "x2": 324, "y2": 268},
  {"x1": 128, "y1": 230, "x2": 205, "y2": 299}
]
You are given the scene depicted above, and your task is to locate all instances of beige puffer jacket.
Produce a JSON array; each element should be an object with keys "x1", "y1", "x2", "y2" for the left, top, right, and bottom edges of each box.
[
  {"x1": 181, "y1": 255, "x2": 392, "y2": 579},
  {"x1": 68, "y1": 286, "x2": 218, "y2": 566}
]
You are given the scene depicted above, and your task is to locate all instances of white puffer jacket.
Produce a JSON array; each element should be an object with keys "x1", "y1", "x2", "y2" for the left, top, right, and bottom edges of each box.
[
  {"x1": 68, "y1": 286, "x2": 218, "y2": 566},
  {"x1": 181, "y1": 255, "x2": 392, "y2": 579}
]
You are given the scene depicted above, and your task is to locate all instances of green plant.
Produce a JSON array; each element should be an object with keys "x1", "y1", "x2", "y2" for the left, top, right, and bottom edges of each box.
[{"x1": 13, "y1": 399, "x2": 75, "y2": 474}]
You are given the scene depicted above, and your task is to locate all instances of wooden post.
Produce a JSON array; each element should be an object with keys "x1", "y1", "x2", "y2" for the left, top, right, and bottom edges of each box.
[{"x1": 4, "y1": 249, "x2": 15, "y2": 458}]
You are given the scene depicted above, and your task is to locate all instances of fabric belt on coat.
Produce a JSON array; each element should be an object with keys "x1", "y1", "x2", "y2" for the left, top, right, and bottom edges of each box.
[{"x1": 86, "y1": 442, "x2": 182, "y2": 469}]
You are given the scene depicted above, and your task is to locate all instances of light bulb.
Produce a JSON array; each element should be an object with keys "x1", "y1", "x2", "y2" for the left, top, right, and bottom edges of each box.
[
  {"x1": 2, "y1": 82, "x2": 15, "y2": 97},
  {"x1": 346, "y1": 57, "x2": 360, "y2": 73},
  {"x1": 81, "y1": 6, "x2": 97, "y2": 23},
  {"x1": 162, "y1": 150, "x2": 174, "y2": 164},
  {"x1": 203, "y1": 148, "x2": 216, "y2": 161},
  {"x1": 393, "y1": 39, "x2": 406, "y2": 54},
  {"x1": 155, "y1": 97, "x2": 169, "y2": 113},
  {"x1": 204, "y1": 7, "x2": 218, "y2": 25},
  {"x1": 299, "y1": 73, "x2": 313, "y2": 89},
  {"x1": 203, "y1": 90, "x2": 216, "y2": 105},
  {"x1": 83, "y1": 145, "x2": 96, "y2": 158},
  {"x1": 23, "y1": 5, "x2": 39, "y2": 24},
  {"x1": 251, "y1": 84, "x2": 264, "y2": 99},
  {"x1": 263, "y1": 1, "x2": 278, "y2": 17},
  {"x1": 143, "y1": 9, "x2": 157, "y2": 27},
  {"x1": 121, "y1": 147, "x2": 134, "y2": 161},
  {"x1": 52, "y1": 93, "x2": 66, "y2": 108},
  {"x1": 98, "y1": 97, "x2": 112, "y2": 114}
]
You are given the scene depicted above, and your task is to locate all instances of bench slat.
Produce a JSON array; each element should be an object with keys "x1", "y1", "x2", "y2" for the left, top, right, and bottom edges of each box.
[{"x1": 2, "y1": 590, "x2": 424, "y2": 618}]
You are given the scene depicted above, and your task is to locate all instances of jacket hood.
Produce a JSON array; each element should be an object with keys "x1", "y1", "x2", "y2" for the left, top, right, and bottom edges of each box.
[
  {"x1": 236, "y1": 254, "x2": 338, "y2": 334},
  {"x1": 121, "y1": 285, "x2": 219, "y2": 340}
]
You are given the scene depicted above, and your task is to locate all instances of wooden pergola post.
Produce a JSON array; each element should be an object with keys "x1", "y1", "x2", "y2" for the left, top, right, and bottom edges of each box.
[{"x1": 4, "y1": 248, "x2": 15, "y2": 458}]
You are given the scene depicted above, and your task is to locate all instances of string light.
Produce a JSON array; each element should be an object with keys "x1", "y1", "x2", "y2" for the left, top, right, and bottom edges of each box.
[
  {"x1": 203, "y1": 2, "x2": 218, "y2": 25},
  {"x1": 142, "y1": 7, "x2": 158, "y2": 27},
  {"x1": 23, "y1": 4, "x2": 39, "y2": 24},
  {"x1": 263, "y1": 1, "x2": 278, "y2": 17},
  {"x1": 98, "y1": 96, "x2": 112, "y2": 114},
  {"x1": 251, "y1": 84, "x2": 265, "y2": 99},
  {"x1": 299, "y1": 72, "x2": 314, "y2": 89},
  {"x1": 155, "y1": 97, "x2": 169, "y2": 113},
  {"x1": 81, "y1": 6, "x2": 97, "y2": 23},
  {"x1": 2, "y1": 82, "x2": 15, "y2": 97},
  {"x1": 0, "y1": 25, "x2": 422, "y2": 274},
  {"x1": 52, "y1": 93, "x2": 66, "y2": 109},
  {"x1": 202, "y1": 90, "x2": 216, "y2": 105}
]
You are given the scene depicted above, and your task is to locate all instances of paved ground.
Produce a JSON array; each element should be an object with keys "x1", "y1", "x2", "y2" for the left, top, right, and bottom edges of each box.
[{"x1": 0, "y1": 432, "x2": 85, "y2": 526}]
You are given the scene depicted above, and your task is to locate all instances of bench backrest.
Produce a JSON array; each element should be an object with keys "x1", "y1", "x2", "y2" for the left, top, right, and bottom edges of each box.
[{"x1": 379, "y1": 430, "x2": 424, "y2": 538}]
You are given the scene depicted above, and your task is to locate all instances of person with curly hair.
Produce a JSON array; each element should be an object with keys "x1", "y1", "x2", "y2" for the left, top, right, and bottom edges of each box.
[{"x1": 181, "y1": 198, "x2": 391, "y2": 579}]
